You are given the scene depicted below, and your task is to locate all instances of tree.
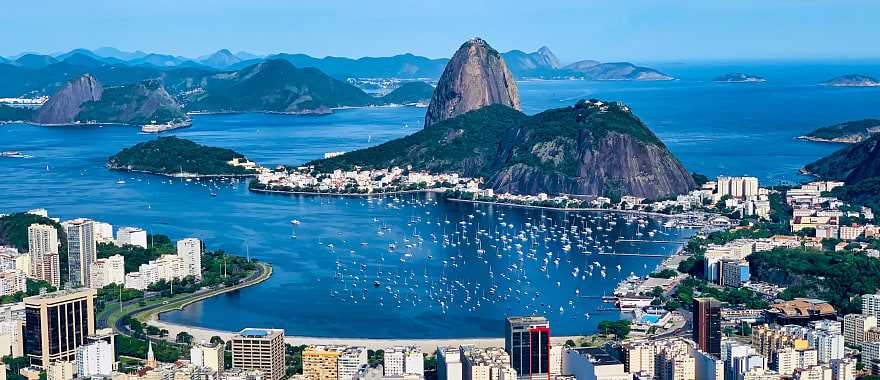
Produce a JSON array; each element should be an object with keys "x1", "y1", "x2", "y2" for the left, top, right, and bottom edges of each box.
[
  {"x1": 176, "y1": 332, "x2": 193, "y2": 345},
  {"x1": 597, "y1": 320, "x2": 631, "y2": 340}
]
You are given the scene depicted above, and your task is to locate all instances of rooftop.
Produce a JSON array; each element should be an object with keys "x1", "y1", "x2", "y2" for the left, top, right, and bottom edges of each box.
[
  {"x1": 570, "y1": 347, "x2": 622, "y2": 366},
  {"x1": 237, "y1": 328, "x2": 282, "y2": 338}
]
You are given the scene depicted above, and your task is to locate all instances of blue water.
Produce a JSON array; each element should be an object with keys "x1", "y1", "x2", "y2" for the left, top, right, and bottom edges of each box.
[{"x1": 1, "y1": 61, "x2": 878, "y2": 338}]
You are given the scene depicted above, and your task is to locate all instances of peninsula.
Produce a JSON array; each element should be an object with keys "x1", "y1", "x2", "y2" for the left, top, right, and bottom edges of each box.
[
  {"x1": 798, "y1": 119, "x2": 880, "y2": 143},
  {"x1": 107, "y1": 136, "x2": 258, "y2": 177}
]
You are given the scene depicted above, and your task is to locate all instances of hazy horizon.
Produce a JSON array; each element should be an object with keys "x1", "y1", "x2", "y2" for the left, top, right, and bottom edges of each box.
[{"x1": 4, "y1": 0, "x2": 880, "y2": 63}]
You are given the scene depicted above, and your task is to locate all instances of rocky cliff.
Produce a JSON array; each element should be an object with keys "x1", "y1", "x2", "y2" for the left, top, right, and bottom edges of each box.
[
  {"x1": 487, "y1": 100, "x2": 694, "y2": 198},
  {"x1": 75, "y1": 79, "x2": 185, "y2": 124},
  {"x1": 32, "y1": 74, "x2": 104, "y2": 125},
  {"x1": 314, "y1": 99, "x2": 695, "y2": 199},
  {"x1": 424, "y1": 38, "x2": 521, "y2": 128}
]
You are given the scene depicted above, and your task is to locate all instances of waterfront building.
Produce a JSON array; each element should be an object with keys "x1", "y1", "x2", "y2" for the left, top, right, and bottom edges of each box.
[
  {"x1": 65, "y1": 219, "x2": 96, "y2": 287},
  {"x1": 91, "y1": 222, "x2": 113, "y2": 244},
  {"x1": 124, "y1": 272, "x2": 145, "y2": 291},
  {"x1": 622, "y1": 341, "x2": 655, "y2": 377},
  {"x1": 338, "y1": 346, "x2": 368, "y2": 380},
  {"x1": 89, "y1": 254, "x2": 125, "y2": 289},
  {"x1": 437, "y1": 346, "x2": 463, "y2": 380},
  {"x1": 74, "y1": 340, "x2": 114, "y2": 377},
  {"x1": 562, "y1": 347, "x2": 632, "y2": 380},
  {"x1": 842, "y1": 314, "x2": 876, "y2": 346},
  {"x1": 505, "y1": 316, "x2": 550, "y2": 379},
  {"x1": 231, "y1": 328, "x2": 284, "y2": 380},
  {"x1": 384, "y1": 346, "x2": 422, "y2": 376},
  {"x1": 23, "y1": 288, "x2": 96, "y2": 367},
  {"x1": 138, "y1": 254, "x2": 184, "y2": 286},
  {"x1": 191, "y1": 341, "x2": 225, "y2": 373},
  {"x1": 693, "y1": 298, "x2": 721, "y2": 356},
  {"x1": 716, "y1": 176, "x2": 759, "y2": 200},
  {"x1": 177, "y1": 238, "x2": 203, "y2": 279},
  {"x1": 46, "y1": 360, "x2": 75, "y2": 380},
  {"x1": 116, "y1": 227, "x2": 147, "y2": 248},
  {"x1": 549, "y1": 346, "x2": 562, "y2": 376},
  {"x1": 460, "y1": 345, "x2": 517, "y2": 380},
  {"x1": 302, "y1": 345, "x2": 340, "y2": 380}
]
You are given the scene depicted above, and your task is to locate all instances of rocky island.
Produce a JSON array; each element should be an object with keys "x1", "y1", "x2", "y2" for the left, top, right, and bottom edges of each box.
[
  {"x1": 108, "y1": 136, "x2": 257, "y2": 177},
  {"x1": 798, "y1": 119, "x2": 880, "y2": 143},
  {"x1": 712, "y1": 73, "x2": 766, "y2": 83},
  {"x1": 821, "y1": 74, "x2": 880, "y2": 87}
]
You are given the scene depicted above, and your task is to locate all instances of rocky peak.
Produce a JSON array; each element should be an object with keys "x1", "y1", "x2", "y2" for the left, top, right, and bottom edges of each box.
[
  {"x1": 32, "y1": 74, "x2": 103, "y2": 125},
  {"x1": 424, "y1": 37, "x2": 521, "y2": 128},
  {"x1": 536, "y1": 46, "x2": 561, "y2": 69}
]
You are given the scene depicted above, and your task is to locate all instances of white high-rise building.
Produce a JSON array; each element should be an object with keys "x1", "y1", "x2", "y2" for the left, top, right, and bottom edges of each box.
[
  {"x1": 191, "y1": 341, "x2": 225, "y2": 373},
  {"x1": 0, "y1": 319, "x2": 23, "y2": 357},
  {"x1": 91, "y1": 222, "x2": 114, "y2": 244},
  {"x1": 830, "y1": 358, "x2": 855, "y2": 380},
  {"x1": 89, "y1": 255, "x2": 125, "y2": 289},
  {"x1": 384, "y1": 346, "x2": 423, "y2": 377},
  {"x1": 863, "y1": 293, "x2": 880, "y2": 318},
  {"x1": 773, "y1": 348, "x2": 817, "y2": 376},
  {"x1": 116, "y1": 227, "x2": 147, "y2": 248},
  {"x1": 0, "y1": 271, "x2": 26, "y2": 296},
  {"x1": 27, "y1": 224, "x2": 58, "y2": 258},
  {"x1": 177, "y1": 238, "x2": 203, "y2": 279},
  {"x1": 437, "y1": 346, "x2": 463, "y2": 380},
  {"x1": 810, "y1": 332, "x2": 844, "y2": 364},
  {"x1": 842, "y1": 314, "x2": 876, "y2": 346},
  {"x1": 65, "y1": 219, "x2": 96, "y2": 287},
  {"x1": 338, "y1": 346, "x2": 368, "y2": 380},
  {"x1": 716, "y1": 176, "x2": 760, "y2": 200},
  {"x1": 75, "y1": 340, "x2": 114, "y2": 377},
  {"x1": 27, "y1": 224, "x2": 60, "y2": 286}
]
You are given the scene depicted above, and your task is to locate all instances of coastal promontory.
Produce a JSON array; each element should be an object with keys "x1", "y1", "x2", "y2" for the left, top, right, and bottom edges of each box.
[
  {"x1": 424, "y1": 38, "x2": 521, "y2": 128},
  {"x1": 108, "y1": 136, "x2": 257, "y2": 177},
  {"x1": 712, "y1": 73, "x2": 766, "y2": 83},
  {"x1": 798, "y1": 119, "x2": 880, "y2": 143}
]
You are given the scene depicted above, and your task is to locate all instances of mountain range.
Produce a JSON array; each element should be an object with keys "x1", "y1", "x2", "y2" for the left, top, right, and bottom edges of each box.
[{"x1": 0, "y1": 46, "x2": 672, "y2": 97}]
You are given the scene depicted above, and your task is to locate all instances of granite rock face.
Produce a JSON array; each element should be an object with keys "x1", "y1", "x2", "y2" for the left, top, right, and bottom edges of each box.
[
  {"x1": 424, "y1": 38, "x2": 521, "y2": 128},
  {"x1": 32, "y1": 74, "x2": 103, "y2": 125}
]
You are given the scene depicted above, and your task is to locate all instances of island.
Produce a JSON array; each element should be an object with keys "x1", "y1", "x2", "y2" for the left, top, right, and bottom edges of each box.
[
  {"x1": 107, "y1": 136, "x2": 258, "y2": 177},
  {"x1": 712, "y1": 73, "x2": 766, "y2": 83},
  {"x1": 821, "y1": 74, "x2": 880, "y2": 87},
  {"x1": 798, "y1": 119, "x2": 880, "y2": 143}
]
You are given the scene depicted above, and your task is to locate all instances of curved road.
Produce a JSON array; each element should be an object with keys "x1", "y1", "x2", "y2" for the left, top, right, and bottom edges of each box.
[{"x1": 110, "y1": 262, "x2": 271, "y2": 337}]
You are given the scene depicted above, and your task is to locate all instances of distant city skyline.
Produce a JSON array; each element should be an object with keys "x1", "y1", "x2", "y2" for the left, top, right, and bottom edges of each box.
[{"x1": 4, "y1": 0, "x2": 880, "y2": 63}]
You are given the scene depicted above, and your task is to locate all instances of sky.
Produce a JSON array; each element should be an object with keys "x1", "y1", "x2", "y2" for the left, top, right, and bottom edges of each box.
[{"x1": 3, "y1": 0, "x2": 879, "y2": 63}]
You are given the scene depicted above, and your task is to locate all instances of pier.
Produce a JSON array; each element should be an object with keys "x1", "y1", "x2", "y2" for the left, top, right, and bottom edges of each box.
[
  {"x1": 615, "y1": 239, "x2": 684, "y2": 244},
  {"x1": 597, "y1": 252, "x2": 667, "y2": 257}
]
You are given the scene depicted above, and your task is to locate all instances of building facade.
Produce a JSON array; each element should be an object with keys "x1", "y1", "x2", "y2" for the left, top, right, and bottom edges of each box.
[
  {"x1": 23, "y1": 288, "x2": 97, "y2": 367},
  {"x1": 693, "y1": 298, "x2": 722, "y2": 356},
  {"x1": 65, "y1": 219, "x2": 96, "y2": 287},
  {"x1": 505, "y1": 316, "x2": 550, "y2": 380},
  {"x1": 230, "y1": 328, "x2": 285, "y2": 380}
]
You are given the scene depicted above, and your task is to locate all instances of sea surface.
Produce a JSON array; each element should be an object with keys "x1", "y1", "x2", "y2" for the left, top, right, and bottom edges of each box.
[{"x1": 1, "y1": 60, "x2": 878, "y2": 338}]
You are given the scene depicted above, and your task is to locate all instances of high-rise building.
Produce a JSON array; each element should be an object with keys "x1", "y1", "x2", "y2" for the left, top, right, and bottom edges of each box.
[
  {"x1": 384, "y1": 346, "x2": 423, "y2": 376},
  {"x1": 75, "y1": 340, "x2": 114, "y2": 377},
  {"x1": 0, "y1": 319, "x2": 24, "y2": 357},
  {"x1": 437, "y1": 346, "x2": 463, "y2": 380},
  {"x1": 231, "y1": 328, "x2": 285, "y2": 380},
  {"x1": 655, "y1": 339, "x2": 696, "y2": 380},
  {"x1": 89, "y1": 254, "x2": 125, "y2": 289},
  {"x1": 622, "y1": 342, "x2": 655, "y2": 377},
  {"x1": 863, "y1": 293, "x2": 880, "y2": 318},
  {"x1": 116, "y1": 227, "x2": 147, "y2": 248},
  {"x1": 23, "y1": 288, "x2": 96, "y2": 367},
  {"x1": 191, "y1": 341, "x2": 225, "y2": 373},
  {"x1": 842, "y1": 314, "x2": 876, "y2": 346},
  {"x1": 693, "y1": 298, "x2": 722, "y2": 356},
  {"x1": 460, "y1": 345, "x2": 518, "y2": 380},
  {"x1": 302, "y1": 345, "x2": 341, "y2": 380},
  {"x1": 830, "y1": 358, "x2": 855, "y2": 380},
  {"x1": 338, "y1": 346, "x2": 368, "y2": 380},
  {"x1": 772, "y1": 348, "x2": 817, "y2": 376},
  {"x1": 563, "y1": 347, "x2": 633, "y2": 380},
  {"x1": 46, "y1": 360, "x2": 75, "y2": 380},
  {"x1": 0, "y1": 271, "x2": 26, "y2": 297},
  {"x1": 65, "y1": 219, "x2": 96, "y2": 287},
  {"x1": 505, "y1": 316, "x2": 550, "y2": 380},
  {"x1": 177, "y1": 238, "x2": 203, "y2": 279},
  {"x1": 27, "y1": 224, "x2": 60, "y2": 287}
]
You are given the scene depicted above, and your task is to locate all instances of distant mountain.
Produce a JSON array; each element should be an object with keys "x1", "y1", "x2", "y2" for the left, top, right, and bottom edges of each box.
[
  {"x1": 501, "y1": 46, "x2": 561, "y2": 77},
  {"x1": 312, "y1": 99, "x2": 694, "y2": 198},
  {"x1": 199, "y1": 49, "x2": 242, "y2": 68},
  {"x1": 822, "y1": 74, "x2": 880, "y2": 87},
  {"x1": 713, "y1": 73, "x2": 766, "y2": 83},
  {"x1": 182, "y1": 59, "x2": 377, "y2": 114},
  {"x1": 380, "y1": 82, "x2": 434, "y2": 105},
  {"x1": 799, "y1": 119, "x2": 880, "y2": 144},
  {"x1": 563, "y1": 60, "x2": 600, "y2": 71},
  {"x1": 262, "y1": 53, "x2": 449, "y2": 79},
  {"x1": 93, "y1": 47, "x2": 149, "y2": 61},
  {"x1": 61, "y1": 53, "x2": 109, "y2": 68},
  {"x1": 128, "y1": 53, "x2": 190, "y2": 68},
  {"x1": 14, "y1": 54, "x2": 58, "y2": 69},
  {"x1": 566, "y1": 62, "x2": 673, "y2": 81},
  {"x1": 234, "y1": 51, "x2": 262, "y2": 61},
  {"x1": 32, "y1": 74, "x2": 104, "y2": 125},
  {"x1": 425, "y1": 38, "x2": 520, "y2": 128},
  {"x1": 75, "y1": 79, "x2": 185, "y2": 124}
]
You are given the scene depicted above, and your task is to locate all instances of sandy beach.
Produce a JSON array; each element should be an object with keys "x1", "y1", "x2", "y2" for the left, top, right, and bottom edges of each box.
[{"x1": 150, "y1": 320, "x2": 580, "y2": 352}]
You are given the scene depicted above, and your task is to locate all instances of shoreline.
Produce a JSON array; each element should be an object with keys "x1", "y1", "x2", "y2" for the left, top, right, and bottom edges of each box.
[
  {"x1": 796, "y1": 135, "x2": 860, "y2": 144},
  {"x1": 148, "y1": 319, "x2": 582, "y2": 351},
  {"x1": 108, "y1": 166, "x2": 258, "y2": 179},
  {"x1": 249, "y1": 187, "x2": 442, "y2": 197}
]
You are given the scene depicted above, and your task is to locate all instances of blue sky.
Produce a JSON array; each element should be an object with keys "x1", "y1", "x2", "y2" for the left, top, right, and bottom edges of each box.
[{"x1": 4, "y1": 0, "x2": 878, "y2": 63}]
